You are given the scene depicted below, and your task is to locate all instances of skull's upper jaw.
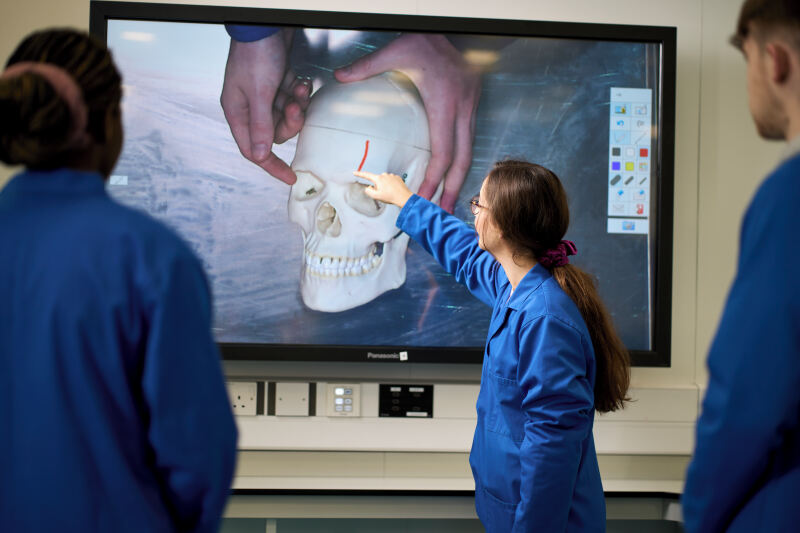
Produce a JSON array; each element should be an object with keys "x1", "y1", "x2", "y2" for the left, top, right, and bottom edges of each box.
[{"x1": 299, "y1": 234, "x2": 410, "y2": 312}]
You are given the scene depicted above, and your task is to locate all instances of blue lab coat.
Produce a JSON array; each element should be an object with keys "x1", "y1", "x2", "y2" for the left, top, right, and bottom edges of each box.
[
  {"x1": 0, "y1": 169, "x2": 238, "y2": 533},
  {"x1": 398, "y1": 195, "x2": 605, "y2": 532},
  {"x1": 682, "y1": 152, "x2": 800, "y2": 532}
]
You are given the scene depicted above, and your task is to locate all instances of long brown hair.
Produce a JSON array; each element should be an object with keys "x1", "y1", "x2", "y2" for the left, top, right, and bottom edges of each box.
[
  {"x1": 485, "y1": 160, "x2": 630, "y2": 413},
  {"x1": 0, "y1": 29, "x2": 122, "y2": 168}
]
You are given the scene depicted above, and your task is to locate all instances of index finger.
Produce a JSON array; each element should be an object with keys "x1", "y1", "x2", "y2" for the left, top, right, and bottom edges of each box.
[
  {"x1": 260, "y1": 152, "x2": 297, "y2": 185},
  {"x1": 353, "y1": 170, "x2": 379, "y2": 183}
]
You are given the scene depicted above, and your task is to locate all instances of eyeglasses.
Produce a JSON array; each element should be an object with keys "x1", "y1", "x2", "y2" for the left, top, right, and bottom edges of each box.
[{"x1": 469, "y1": 197, "x2": 488, "y2": 216}]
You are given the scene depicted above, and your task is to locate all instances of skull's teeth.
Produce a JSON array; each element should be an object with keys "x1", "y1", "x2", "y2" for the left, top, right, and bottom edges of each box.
[{"x1": 305, "y1": 246, "x2": 384, "y2": 278}]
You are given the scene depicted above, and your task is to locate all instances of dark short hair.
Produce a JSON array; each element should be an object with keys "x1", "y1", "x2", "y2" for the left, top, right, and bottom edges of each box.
[{"x1": 731, "y1": 0, "x2": 800, "y2": 50}]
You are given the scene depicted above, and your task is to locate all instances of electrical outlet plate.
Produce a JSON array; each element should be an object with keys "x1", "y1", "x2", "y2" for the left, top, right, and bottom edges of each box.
[
  {"x1": 275, "y1": 382, "x2": 310, "y2": 416},
  {"x1": 326, "y1": 383, "x2": 360, "y2": 417},
  {"x1": 228, "y1": 381, "x2": 257, "y2": 416}
]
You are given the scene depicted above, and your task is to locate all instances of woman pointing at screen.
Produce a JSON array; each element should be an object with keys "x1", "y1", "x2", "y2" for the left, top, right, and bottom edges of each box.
[{"x1": 355, "y1": 160, "x2": 630, "y2": 532}]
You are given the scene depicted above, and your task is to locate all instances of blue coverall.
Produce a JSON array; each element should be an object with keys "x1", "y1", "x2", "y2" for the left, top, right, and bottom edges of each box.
[
  {"x1": 683, "y1": 152, "x2": 800, "y2": 532},
  {"x1": 398, "y1": 194, "x2": 606, "y2": 532},
  {"x1": 0, "y1": 169, "x2": 238, "y2": 533}
]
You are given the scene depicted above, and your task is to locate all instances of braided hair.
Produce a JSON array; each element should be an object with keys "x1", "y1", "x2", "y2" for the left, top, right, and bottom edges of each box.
[{"x1": 0, "y1": 28, "x2": 121, "y2": 169}]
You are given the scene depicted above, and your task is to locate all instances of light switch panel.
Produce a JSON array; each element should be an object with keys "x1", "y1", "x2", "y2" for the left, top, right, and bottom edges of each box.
[{"x1": 326, "y1": 383, "x2": 360, "y2": 417}]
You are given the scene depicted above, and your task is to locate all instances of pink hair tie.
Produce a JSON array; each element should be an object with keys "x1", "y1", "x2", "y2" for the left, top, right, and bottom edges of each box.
[
  {"x1": 537, "y1": 240, "x2": 577, "y2": 269},
  {"x1": 0, "y1": 61, "x2": 91, "y2": 149}
]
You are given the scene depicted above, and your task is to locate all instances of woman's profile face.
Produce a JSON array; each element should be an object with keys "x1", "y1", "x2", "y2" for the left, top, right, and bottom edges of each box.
[{"x1": 475, "y1": 177, "x2": 501, "y2": 254}]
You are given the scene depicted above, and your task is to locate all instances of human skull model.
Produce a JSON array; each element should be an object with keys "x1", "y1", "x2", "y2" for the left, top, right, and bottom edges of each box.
[{"x1": 288, "y1": 73, "x2": 435, "y2": 312}]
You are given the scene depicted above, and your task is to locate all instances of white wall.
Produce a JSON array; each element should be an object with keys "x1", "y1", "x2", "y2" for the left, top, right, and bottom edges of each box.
[
  {"x1": 0, "y1": 0, "x2": 788, "y2": 490},
  {"x1": 694, "y1": 0, "x2": 784, "y2": 390}
]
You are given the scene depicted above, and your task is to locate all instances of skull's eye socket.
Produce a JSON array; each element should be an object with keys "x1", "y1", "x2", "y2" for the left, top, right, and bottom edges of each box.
[
  {"x1": 346, "y1": 181, "x2": 385, "y2": 217},
  {"x1": 291, "y1": 171, "x2": 324, "y2": 201}
]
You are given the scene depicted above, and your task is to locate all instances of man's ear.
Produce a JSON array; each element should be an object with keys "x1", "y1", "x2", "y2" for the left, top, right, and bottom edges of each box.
[{"x1": 766, "y1": 42, "x2": 791, "y2": 84}]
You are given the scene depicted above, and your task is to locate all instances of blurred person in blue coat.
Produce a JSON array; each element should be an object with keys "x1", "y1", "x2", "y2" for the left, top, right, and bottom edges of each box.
[
  {"x1": 355, "y1": 161, "x2": 631, "y2": 532},
  {"x1": 0, "y1": 29, "x2": 237, "y2": 533},
  {"x1": 682, "y1": 1, "x2": 800, "y2": 531}
]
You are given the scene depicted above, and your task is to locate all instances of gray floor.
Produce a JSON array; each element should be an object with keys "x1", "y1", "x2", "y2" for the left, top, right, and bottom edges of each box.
[
  {"x1": 222, "y1": 518, "x2": 683, "y2": 532},
  {"x1": 221, "y1": 493, "x2": 684, "y2": 532}
]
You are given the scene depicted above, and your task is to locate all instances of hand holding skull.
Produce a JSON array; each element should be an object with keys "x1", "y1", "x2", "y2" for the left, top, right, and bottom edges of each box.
[{"x1": 336, "y1": 33, "x2": 481, "y2": 213}]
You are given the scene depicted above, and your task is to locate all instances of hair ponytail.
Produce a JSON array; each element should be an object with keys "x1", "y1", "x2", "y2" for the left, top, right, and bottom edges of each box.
[
  {"x1": 551, "y1": 264, "x2": 630, "y2": 412},
  {"x1": 486, "y1": 159, "x2": 631, "y2": 413}
]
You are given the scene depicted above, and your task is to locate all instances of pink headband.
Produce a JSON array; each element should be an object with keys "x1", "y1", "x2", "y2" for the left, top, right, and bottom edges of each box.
[
  {"x1": 537, "y1": 240, "x2": 577, "y2": 269},
  {"x1": 0, "y1": 61, "x2": 91, "y2": 148}
]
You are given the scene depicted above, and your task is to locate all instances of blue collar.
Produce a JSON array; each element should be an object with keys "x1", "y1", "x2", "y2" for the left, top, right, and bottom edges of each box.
[
  {"x1": 506, "y1": 263, "x2": 551, "y2": 310},
  {"x1": 4, "y1": 168, "x2": 106, "y2": 196}
]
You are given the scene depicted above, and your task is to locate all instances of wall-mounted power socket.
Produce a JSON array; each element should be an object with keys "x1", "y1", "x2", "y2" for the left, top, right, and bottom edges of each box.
[{"x1": 227, "y1": 381, "x2": 257, "y2": 416}]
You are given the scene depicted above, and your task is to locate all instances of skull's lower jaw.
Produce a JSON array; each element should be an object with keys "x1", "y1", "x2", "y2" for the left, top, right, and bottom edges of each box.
[{"x1": 299, "y1": 242, "x2": 405, "y2": 312}]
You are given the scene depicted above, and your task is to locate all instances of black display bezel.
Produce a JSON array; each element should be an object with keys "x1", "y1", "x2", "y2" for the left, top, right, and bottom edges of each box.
[{"x1": 90, "y1": 1, "x2": 676, "y2": 367}]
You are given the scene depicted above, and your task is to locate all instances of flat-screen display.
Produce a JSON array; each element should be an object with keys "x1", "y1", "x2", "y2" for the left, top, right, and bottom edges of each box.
[{"x1": 90, "y1": 2, "x2": 675, "y2": 365}]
